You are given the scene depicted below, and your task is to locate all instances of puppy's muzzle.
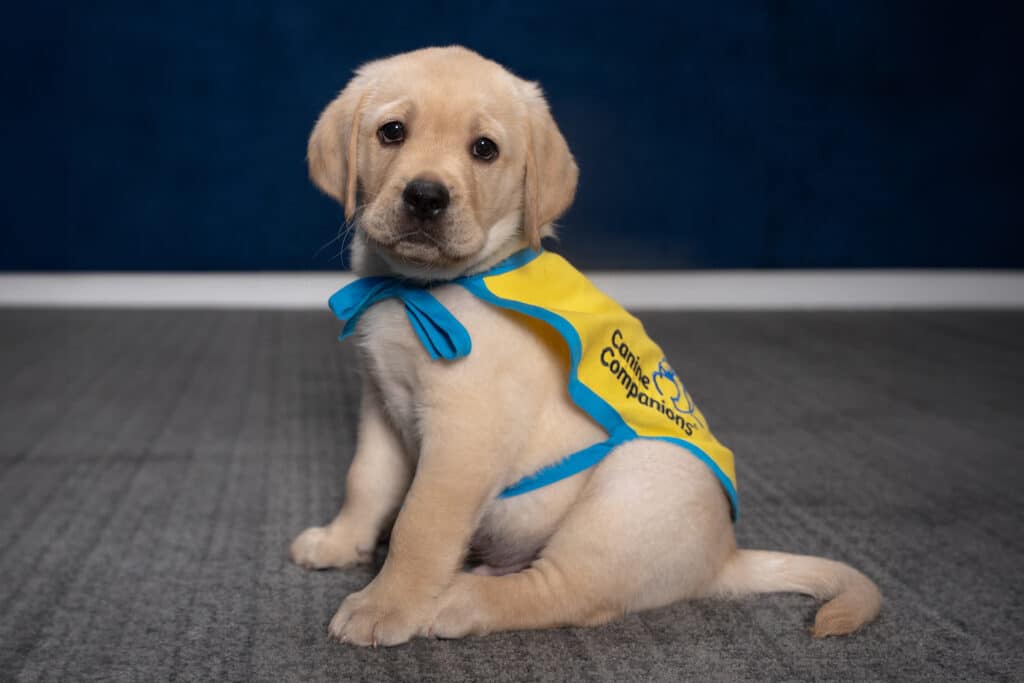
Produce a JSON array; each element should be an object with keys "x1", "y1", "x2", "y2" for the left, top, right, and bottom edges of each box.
[{"x1": 403, "y1": 178, "x2": 450, "y2": 220}]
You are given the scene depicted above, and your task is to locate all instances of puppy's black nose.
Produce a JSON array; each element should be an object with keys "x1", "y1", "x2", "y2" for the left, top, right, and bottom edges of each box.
[{"x1": 403, "y1": 179, "x2": 450, "y2": 219}]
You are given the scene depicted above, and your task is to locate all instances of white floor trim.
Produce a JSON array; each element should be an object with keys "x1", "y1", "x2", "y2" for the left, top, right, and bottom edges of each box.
[{"x1": 0, "y1": 271, "x2": 1021, "y2": 309}]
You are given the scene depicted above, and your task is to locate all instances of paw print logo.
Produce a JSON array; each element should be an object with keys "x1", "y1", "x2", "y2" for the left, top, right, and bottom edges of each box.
[{"x1": 651, "y1": 358, "x2": 695, "y2": 415}]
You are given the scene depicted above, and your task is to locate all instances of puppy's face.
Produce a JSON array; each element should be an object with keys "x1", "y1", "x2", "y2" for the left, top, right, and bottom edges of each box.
[{"x1": 308, "y1": 47, "x2": 578, "y2": 279}]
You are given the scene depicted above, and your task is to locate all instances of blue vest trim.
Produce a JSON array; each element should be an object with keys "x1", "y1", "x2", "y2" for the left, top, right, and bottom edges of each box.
[{"x1": 497, "y1": 436, "x2": 627, "y2": 498}]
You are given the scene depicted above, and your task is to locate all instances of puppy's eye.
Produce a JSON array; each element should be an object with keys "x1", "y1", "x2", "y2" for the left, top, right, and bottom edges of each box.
[
  {"x1": 471, "y1": 137, "x2": 499, "y2": 161},
  {"x1": 378, "y1": 121, "x2": 405, "y2": 144}
]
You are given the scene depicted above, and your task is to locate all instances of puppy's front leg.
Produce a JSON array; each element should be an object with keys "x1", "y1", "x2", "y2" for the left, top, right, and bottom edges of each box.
[
  {"x1": 328, "y1": 398, "x2": 511, "y2": 646},
  {"x1": 290, "y1": 375, "x2": 411, "y2": 569}
]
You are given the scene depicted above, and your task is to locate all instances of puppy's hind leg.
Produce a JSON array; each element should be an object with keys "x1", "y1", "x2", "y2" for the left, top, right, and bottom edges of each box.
[
  {"x1": 431, "y1": 441, "x2": 735, "y2": 637},
  {"x1": 290, "y1": 376, "x2": 411, "y2": 570}
]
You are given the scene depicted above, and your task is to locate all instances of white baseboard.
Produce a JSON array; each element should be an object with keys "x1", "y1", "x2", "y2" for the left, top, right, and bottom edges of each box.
[{"x1": 0, "y1": 271, "x2": 1021, "y2": 310}]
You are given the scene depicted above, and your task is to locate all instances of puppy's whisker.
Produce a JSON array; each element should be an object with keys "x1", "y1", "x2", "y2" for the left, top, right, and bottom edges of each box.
[{"x1": 314, "y1": 223, "x2": 347, "y2": 259}]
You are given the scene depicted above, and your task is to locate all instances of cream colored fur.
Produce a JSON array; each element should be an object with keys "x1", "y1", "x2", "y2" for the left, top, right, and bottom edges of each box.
[{"x1": 290, "y1": 46, "x2": 881, "y2": 646}]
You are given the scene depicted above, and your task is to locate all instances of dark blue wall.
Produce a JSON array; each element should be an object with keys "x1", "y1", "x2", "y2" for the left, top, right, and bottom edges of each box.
[{"x1": 3, "y1": 2, "x2": 1021, "y2": 270}]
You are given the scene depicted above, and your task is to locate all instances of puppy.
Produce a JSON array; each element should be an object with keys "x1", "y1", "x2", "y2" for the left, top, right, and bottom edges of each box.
[{"x1": 290, "y1": 46, "x2": 881, "y2": 646}]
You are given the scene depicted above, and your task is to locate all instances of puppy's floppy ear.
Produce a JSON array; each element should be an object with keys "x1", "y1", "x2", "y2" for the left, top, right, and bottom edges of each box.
[
  {"x1": 521, "y1": 82, "x2": 579, "y2": 250},
  {"x1": 307, "y1": 74, "x2": 373, "y2": 222}
]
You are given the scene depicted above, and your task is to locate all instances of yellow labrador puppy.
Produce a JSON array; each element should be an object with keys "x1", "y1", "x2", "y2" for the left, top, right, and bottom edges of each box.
[{"x1": 290, "y1": 46, "x2": 881, "y2": 646}]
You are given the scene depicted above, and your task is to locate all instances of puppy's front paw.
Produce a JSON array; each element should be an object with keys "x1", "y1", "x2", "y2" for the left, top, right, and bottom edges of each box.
[
  {"x1": 328, "y1": 581, "x2": 432, "y2": 647},
  {"x1": 289, "y1": 525, "x2": 371, "y2": 570}
]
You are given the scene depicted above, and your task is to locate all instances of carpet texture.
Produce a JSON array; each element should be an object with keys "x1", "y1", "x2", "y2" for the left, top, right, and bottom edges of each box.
[{"x1": 0, "y1": 309, "x2": 1021, "y2": 682}]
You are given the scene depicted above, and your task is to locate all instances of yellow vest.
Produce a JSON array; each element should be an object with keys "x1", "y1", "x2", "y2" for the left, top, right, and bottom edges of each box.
[{"x1": 329, "y1": 248, "x2": 738, "y2": 519}]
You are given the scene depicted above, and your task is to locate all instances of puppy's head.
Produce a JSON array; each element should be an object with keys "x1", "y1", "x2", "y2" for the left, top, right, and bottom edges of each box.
[{"x1": 308, "y1": 46, "x2": 577, "y2": 280}]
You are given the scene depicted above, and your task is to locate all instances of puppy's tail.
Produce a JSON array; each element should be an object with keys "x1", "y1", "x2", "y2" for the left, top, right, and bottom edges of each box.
[{"x1": 706, "y1": 550, "x2": 882, "y2": 637}]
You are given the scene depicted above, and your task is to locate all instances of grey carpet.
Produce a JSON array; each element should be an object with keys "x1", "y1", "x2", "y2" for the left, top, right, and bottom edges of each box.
[{"x1": 1, "y1": 308, "x2": 1021, "y2": 682}]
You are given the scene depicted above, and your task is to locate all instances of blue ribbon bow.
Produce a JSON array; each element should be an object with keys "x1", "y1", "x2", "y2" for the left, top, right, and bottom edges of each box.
[{"x1": 328, "y1": 277, "x2": 472, "y2": 361}]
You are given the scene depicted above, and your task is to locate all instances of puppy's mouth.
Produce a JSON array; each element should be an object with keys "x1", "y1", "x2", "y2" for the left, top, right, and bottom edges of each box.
[
  {"x1": 365, "y1": 229, "x2": 462, "y2": 266},
  {"x1": 394, "y1": 228, "x2": 439, "y2": 247},
  {"x1": 362, "y1": 213, "x2": 484, "y2": 266}
]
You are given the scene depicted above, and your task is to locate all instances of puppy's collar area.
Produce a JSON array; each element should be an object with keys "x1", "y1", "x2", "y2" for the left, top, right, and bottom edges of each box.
[
  {"x1": 328, "y1": 248, "x2": 540, "y2": 361},
  {"x1": 329, "y1": 277, "x2": 473, "y2": 361}
]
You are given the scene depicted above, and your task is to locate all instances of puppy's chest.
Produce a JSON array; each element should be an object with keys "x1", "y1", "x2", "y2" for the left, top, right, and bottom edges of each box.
[
  {"x1": 357, "y1": 301, "x2": 428, "y2": 426},
  {"x1": 355, "y1": 288, "x2": 487, "y2": 446}
]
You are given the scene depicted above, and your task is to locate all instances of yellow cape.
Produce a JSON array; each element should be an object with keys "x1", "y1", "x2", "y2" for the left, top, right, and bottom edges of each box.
[{"x1": 461, "y1": 249, "x2": 738, "y2": 519}]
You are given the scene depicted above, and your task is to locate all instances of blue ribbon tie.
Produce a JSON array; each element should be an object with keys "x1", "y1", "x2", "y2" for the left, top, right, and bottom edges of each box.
[{"x1": 328, "y1": 277, "x2": 472, "y2": 361}]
